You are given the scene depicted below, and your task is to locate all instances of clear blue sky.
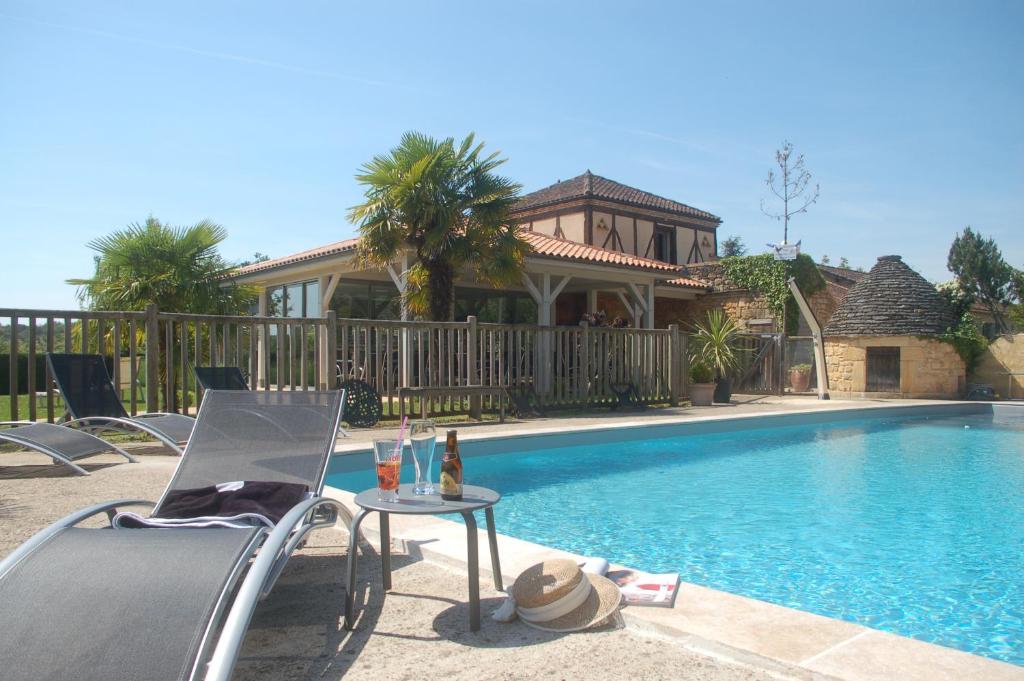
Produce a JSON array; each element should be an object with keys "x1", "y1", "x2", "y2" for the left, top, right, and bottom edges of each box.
[{"x1": 2, "y1": 0, "x2": 1021, "y2": 309}]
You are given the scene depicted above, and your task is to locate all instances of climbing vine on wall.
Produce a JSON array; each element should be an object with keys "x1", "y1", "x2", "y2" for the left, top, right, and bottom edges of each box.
[{"x1": 721, "y1": 253, "x2": 825, "y2": 334}]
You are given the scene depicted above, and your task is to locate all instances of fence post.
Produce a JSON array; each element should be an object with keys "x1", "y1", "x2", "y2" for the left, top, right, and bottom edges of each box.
[
  {"x1": 776, "y1": 334, "x2": 787, "y2": 396},
  {"x1": 669, "y1": 324, "x2": 681, "y2": 407},
  {"x1": 325, "y1": 310, "x2": 337, "y2": 390},
  {"x1": 145, "y1": 303, "x2": 159, "y2": 413},
  {"x1": 579, "y1": 320, "x2": 590, "y2": 405},
  {"x1": 467, "y1": 316, "x2": 481, "y2": 419}
]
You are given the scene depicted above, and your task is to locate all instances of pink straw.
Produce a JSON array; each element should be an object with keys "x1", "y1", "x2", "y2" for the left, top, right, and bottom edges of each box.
[{"x1": 393, "y1": 416, "x2": 409, "y2": 459}]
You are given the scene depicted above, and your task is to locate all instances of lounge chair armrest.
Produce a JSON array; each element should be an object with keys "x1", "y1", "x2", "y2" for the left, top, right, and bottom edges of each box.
[
  {"x1": 132, "y1": 412, "x2": 192, "y2": 420},
  {"x1": 0, "y1": 499, "x2": 156, "y2": 580},
  {"x1": 204, "y1": 496, "x2": 340, "y2": 681}
]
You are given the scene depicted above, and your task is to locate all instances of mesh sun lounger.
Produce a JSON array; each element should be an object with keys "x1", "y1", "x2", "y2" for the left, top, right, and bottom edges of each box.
[
  {"x1": 0, "y1": 389, "x2": 350, "y2": 681},
  {"x1": 48, "y1": 353, "x2": 197, "y2": 454},
  {"x1": 193, "y1": 366, "x2": 250, "y2": 392},
  {"x1": 0, "y1": 419, "x2": 138, "y2": 475}
]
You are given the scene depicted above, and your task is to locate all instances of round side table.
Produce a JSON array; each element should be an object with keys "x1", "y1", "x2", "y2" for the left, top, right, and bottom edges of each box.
[{"x1": 345, "y1": 484, "x2": 502, "y2": 632}]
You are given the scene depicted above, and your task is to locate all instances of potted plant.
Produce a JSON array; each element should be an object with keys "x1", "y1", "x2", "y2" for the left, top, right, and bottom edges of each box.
[
  {"x1": 688, "y1": 361, "x2": 716, "y2": 406},
  {"x1": 789, "y1": 363, "x2": 813, "y2": 392},
  {"x1": 690, "y1": 310, "x2": 741, "y2": 403}
]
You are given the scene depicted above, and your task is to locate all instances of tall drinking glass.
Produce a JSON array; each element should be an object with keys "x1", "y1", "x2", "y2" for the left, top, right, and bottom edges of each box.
[
  {"x1": 409, "y1": 420, "x2": 437, "y2": 495},
  {"x1": 372, "y1": 438, "x2": 403, "y2": 502}
]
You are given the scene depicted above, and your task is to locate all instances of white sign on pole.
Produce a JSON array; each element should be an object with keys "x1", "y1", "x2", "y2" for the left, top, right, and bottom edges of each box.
[{"x1": 771, "y1": 242, "x2": 800, "y2": 261}]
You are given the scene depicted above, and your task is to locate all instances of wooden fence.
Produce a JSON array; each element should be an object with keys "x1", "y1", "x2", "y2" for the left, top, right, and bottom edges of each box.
[
  {"x1": 1, "y1": 306, "x2": 687, "y2": 422},
  {"x1": 335, "y1": 318, "x2": 686, "y2": 418}
]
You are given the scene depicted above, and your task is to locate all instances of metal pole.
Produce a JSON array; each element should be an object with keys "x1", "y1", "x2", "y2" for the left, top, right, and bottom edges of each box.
[{"x1": 787, "y1": 277, "x2": 830, "y2": 400}]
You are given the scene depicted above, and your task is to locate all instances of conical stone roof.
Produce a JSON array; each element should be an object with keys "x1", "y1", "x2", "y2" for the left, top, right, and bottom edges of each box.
[{"x1": 824, "y1": 255, "x2": 957, "y2": 337}]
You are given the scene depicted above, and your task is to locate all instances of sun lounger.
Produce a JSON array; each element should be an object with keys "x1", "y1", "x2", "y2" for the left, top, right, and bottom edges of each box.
[
  {"x1": 0, "y1": 389, "x2": 350, "y2": 681},
  {"x1": 0, "y1": 419, "x2": 138, "y2": 475},
  {"x1": 47, "y1": 353, "x2": 197, "y2": 454},
  {"x1": 193, "y1": 366, "x2": 250, "y2": 392}
]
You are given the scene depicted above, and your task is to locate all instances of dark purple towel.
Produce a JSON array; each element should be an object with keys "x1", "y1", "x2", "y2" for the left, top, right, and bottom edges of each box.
[{"x1": 156, "y1": 481, "x2": 310, "y2": 524}]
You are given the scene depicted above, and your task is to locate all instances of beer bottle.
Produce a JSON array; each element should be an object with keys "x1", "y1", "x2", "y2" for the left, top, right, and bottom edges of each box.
[{"x1": 439, "y1": 429, "x2": 463, "y2": 501}]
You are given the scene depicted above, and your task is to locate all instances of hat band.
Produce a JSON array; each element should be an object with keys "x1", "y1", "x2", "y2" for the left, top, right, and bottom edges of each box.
[{"x1": 517, "y1": 577, "x2": 593, "y2": 623}]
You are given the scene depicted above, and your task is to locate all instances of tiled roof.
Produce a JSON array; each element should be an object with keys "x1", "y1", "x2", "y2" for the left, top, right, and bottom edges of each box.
[
  {"x1": 234, "y1": 231, "x2": 686, "y2": 279},
  {"x1": 514, "y1": 171, "x2": 721, "y2": 222},
  {"x1": 824, "y1": 256, "x2": 957, "y2": 337},
  {"x1": 521, "y1": 231, "x2": 683, "y2": 275},
  {"x1": 233, "y1": 238, "x2": 360, "y2": 276},
  {"x1": 664, "y1": 277, "x2": 711, "y2": 290},
  {"x1": 818, "y1": 263, "x2": 866, "y2": 285}
]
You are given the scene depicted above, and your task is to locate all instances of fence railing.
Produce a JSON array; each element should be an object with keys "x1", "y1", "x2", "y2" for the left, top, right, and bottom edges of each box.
[
  {"x1": 334, "y1": 318, "x2": 686, "y2": 418},
  {"x1": 1, "y1": 305, "x2": 687, "y2": 423}
]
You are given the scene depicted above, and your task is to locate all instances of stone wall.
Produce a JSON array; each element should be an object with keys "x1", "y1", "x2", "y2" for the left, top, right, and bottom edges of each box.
[
  {"x1": 806, "y1": 280, "x2": 848, "y2": 330},
  {"x1": 655, "y1": 291, "x2": 776, "y2": 331},
  {"x1": 972, "y1": 333, "x2": 1024, "y2": 399},
  {"x1": 824, "y1": 336, "x2": 965, "y2": 398}
]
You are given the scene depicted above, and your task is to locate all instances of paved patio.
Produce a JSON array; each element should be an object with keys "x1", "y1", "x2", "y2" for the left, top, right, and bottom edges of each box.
[{"x1": 0, "y1": 451, "x2": 787, "y2": 681}]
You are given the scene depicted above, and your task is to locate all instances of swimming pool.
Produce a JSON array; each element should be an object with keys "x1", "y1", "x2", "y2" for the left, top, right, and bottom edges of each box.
[{"x1": 327, "y1": 404, "x2": 1024, "y2": 665}]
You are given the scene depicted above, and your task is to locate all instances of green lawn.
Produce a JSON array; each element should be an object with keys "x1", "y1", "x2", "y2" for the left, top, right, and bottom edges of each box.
[{"x1": 0, "y1": 392, "x2": 143, "y2": 422}]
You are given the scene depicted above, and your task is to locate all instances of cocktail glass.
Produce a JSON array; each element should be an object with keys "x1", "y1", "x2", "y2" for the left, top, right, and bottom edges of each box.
[
  {"x1": 409, "y1": 420, "x2": 436, "y2": 494},
  {"x1": 373, "y1": 438, "x2": 403, "y2": 502}
]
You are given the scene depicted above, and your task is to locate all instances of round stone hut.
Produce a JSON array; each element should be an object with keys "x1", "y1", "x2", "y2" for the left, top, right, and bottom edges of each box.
[{"x1": 823, "y1": 255, "x2": 963, "y2": 398}]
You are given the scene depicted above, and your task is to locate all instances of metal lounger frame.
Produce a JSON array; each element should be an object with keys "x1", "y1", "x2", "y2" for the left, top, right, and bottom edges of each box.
[
  {"x1": 0, "y1": 389, "x2": 354, "y2": 681},
  {"x1": 0, "y1": 495, "x2": 350, "y2": 681},
  {"x1": 63, "y1": 414, "x2": 188, "y2": 454},
  {"x1": 46, "y1": 353, "x2": 194, "y2": 454},
  {"x1": 0, "y1": 421, "x2": 138, "y2": 475}
]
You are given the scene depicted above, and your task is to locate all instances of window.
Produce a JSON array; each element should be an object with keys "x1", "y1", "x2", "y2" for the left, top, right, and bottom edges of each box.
[
  {"x1": 653, "y1": 226, "x2": 675, "y2": 264},
  {"x1": 330, "y1": 281, "x2": 400, "y2": 320},
  {"x1": 455, "y1": 288, "x2": 537, "y2": 324},
  {"x1": 265, "y1": 280, "x2": 320, "y2": 318}
]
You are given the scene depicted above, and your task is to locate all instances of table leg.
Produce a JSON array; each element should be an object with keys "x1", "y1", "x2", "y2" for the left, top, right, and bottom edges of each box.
[
  {"x1": 484, "y1": 507, "x2": 503, "y2": 591},
  {"x1": 344, "y1": 508, "x2": 370, "y2": 630},
  {"x1": 380, "y1": 511, "x2": 391, "y2": 591},
  {"x1": 462, "y1": 510, "x2": 481, "y2": 632}
]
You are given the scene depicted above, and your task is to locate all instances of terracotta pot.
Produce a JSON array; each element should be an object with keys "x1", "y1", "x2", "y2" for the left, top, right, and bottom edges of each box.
[
  {"x1": 689, "y1": 382, "x2": 716, "y2": 406},
  {"x1": 790, "y1": 369, "x2": 811, "y2": 393}
]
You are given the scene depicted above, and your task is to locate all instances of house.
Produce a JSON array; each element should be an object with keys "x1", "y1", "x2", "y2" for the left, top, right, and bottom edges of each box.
[
  {"x1": 823, "y1": 255, "x2": 964, "y2": 398},
  {"x1": 231, "y1": 171, "x2": 717, "y2": 329}
]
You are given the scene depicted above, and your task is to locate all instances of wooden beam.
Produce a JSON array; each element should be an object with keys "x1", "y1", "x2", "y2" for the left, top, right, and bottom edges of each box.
[
  {"x1": 627, "y1": 282, "x2": 648, "y2": 311},
  {"x1": 521, "y1": 273, "x2": 543, "y2": 304},
  {"x1": 320, "y1": 274, "x2": 341, "y2": 311},
  {"x1": 550, "y1": 275, "x2": 572, "y2": 301},
  {"x1": 386, "y1": 263, "x2": 406, "y2": 292}
]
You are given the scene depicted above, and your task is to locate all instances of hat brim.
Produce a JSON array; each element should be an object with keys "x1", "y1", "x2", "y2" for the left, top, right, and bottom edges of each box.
[{"x1": 518, "y1": 574, "x2": 622, "y2": 633}]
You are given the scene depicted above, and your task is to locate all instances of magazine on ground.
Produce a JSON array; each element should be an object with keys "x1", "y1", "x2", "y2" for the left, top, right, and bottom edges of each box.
[{"x1": 580, "y1": 558, "x2": 680, "y2": 607}]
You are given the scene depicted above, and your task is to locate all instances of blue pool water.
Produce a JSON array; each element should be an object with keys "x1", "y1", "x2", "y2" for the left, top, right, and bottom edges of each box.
[{"x1": 328, "y1": 407, "x2": 1024, "y2": 664}]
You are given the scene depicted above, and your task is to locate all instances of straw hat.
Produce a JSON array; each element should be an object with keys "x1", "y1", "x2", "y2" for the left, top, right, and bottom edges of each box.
[{"x1": 509, "y1": 559, "x2": 622, "y2": 632}]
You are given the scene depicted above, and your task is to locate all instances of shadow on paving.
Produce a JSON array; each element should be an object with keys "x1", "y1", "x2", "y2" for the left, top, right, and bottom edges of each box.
[
  {"x1": 0, "y1": 461, "x2": 122, "y2": 479},
  {"x1": 232, "y1": 533, "x2": 392, "y2": 681}
]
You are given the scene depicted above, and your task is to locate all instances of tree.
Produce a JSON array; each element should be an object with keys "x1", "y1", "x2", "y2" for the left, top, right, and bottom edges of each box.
[
  {"x1": 936, "y1": 280, "x2": 975, "y2": 319},
  {"x1": 947, "y1": 227, "x2": 1016, "y2": 334},
  {"x1": 761, "y1": 141, "x2": 820, "y2": 245},
  {"x1": 349, "y1": 132, "x2": 528, "y2": 321},
  {"x1": 819, "y1": 254, "x2": 830, "y2": 265},
  {"x1": 838, "y1": 256, "x2": 850, "y2": 269},
  {"x1": 68, "y1": 217, "x2": 255, "y2": 313},
  {"x1": 720, "y1": 235, "x2": 747, "y2": 257}
]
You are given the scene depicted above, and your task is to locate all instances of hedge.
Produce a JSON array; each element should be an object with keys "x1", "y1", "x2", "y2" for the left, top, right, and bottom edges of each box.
[{"x1": 0, "y1": 354, "x2": 115, "y2": 395}]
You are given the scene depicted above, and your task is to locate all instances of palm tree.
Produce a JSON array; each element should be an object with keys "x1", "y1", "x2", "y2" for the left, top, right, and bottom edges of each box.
[
  {"x1": 67, "y1": 217, "x2": 254, "y2": 313},
  {"x1": 67, "y1": 217, "x2": 254, "y2": 410},
  {"x1": 348, "y1": 132, "x2": 528, "y2": 321}
]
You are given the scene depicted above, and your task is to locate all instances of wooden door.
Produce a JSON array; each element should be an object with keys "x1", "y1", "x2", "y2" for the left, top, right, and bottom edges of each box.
[{"x1": 866, "y1": 346, "x2": 900, "y2": 392}]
